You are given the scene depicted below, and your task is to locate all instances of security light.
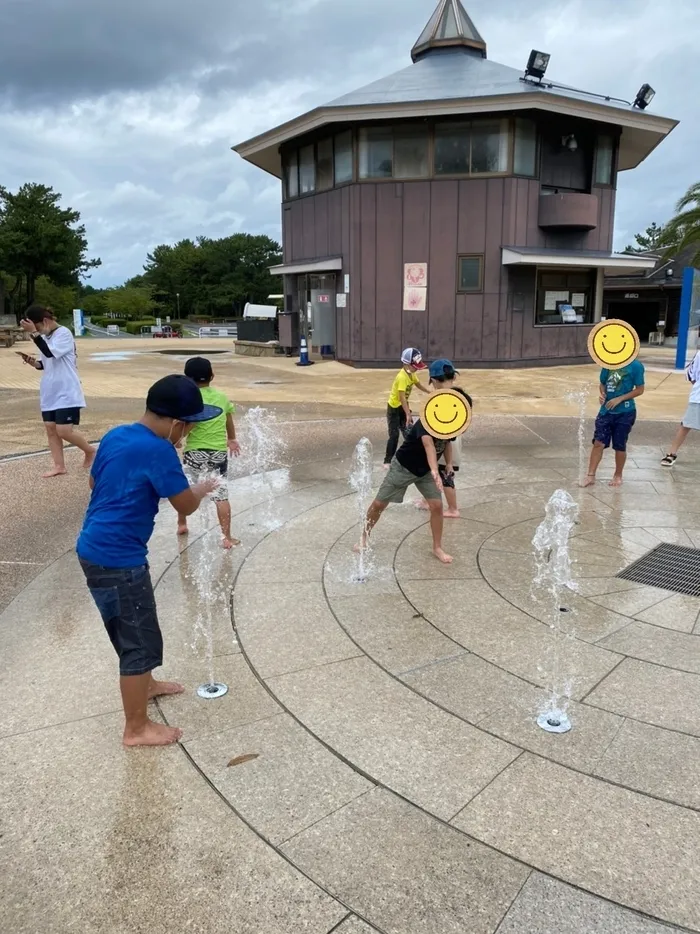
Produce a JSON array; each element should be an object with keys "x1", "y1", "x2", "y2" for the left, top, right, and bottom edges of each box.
[
  {"x1": 633, "y1": 83, "x2": 655, "y2": 110},
  {"x1": 525, "y1": 49, "x2": 550, "y2": 81},
  {"x1": 562, "y1": 134, "x2": 578, "y2": 152}
]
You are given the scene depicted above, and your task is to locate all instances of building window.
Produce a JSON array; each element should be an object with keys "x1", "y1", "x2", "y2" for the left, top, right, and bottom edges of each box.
[
  {"x1": 299, "y1": 144, "x2": 315, "y2": 194},
  {"x1": 457, "y1": 255, "x2": 484, "y2": 292},
  {"x1": 359, "y1": 127, "x2": 393, "y2": 179},
  {"x1": 513, "y1": 118, "x2": 538, "y2": 176},
  {"x1": 394, "y1": 125, "x2": 430, "y2": 178},
  {"x1": 594, "y1": 135, "x2": 614, "y2": 185},
  {"x1": 435, "y1": 120, "x2": 509, "y2": 176},
  {"x1": 316, "y1": 138, "x2": 334, "y2": 191},
  {"x1": 284, "y1": 150, "x2": 298, "y2": 200},
  {"x1": 334, "y1": 131, "x2": 353, "y2": 184},
  {"x1": 536, "y1": 269, "x2": 596, "y2": 325}
]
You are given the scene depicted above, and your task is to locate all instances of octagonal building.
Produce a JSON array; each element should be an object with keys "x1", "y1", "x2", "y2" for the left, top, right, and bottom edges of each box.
[{"x1": 235, "y1": 0, "x2": 677, "y2": 367}]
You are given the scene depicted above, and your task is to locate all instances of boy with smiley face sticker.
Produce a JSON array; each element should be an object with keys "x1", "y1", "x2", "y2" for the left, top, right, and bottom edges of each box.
[
  {"x1": 355, "y1": 363, "x2": 472, "y2": 565},
  {"x1": 582, "y1": 319, "x2": 644, "y2": 488}
]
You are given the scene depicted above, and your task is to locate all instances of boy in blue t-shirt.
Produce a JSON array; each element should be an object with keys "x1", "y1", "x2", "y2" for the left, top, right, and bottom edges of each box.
[
  {"x1": 581, "y1": 360, "x2": 645, "y2": 488},
  {"x1": 77, "y1": 375, "x2": 222, "y2": 748}
]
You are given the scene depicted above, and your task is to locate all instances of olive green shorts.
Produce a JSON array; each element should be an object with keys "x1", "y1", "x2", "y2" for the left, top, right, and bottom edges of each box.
[{"x1": 375, "y1": 458, "x2": 442, "y2": 504}]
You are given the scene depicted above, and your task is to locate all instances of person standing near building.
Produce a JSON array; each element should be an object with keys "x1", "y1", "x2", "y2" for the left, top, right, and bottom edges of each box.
[
  {"x1": 581, "y1": 360, "x2": 645, "y2": 488},
  {"x1": 19, "y1": 305, "x2": 95, "y2": 477},
  {"x1": 383, "y1": 347, "x2": 430, "y2": 467},
  {"x1": 661, "y1": 350, "x2": 700, "y2": 466}
]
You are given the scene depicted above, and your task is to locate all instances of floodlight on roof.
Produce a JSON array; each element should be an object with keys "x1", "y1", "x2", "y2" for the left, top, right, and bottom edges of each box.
[
  {"x1": 524, "y1": 49, "x2": 550, "y2": 81},
  {"x1": 633, "y1": 83, "x2": 655, "y2": 110}
]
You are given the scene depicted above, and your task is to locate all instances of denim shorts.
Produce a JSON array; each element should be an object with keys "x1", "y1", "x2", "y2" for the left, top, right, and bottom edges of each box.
[
  {"x1": 79, "y1": 559, "x2": 162, "y2": 676},
  {"x1": 593, "y1": 411, "x2": 637, "y2": 452}
]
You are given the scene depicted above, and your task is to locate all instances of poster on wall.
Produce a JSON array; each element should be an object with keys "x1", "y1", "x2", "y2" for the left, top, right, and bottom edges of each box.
[
  {"x1": 336, "y1": 294, "x2": 347, "y2": 308},
  {"x1": 403, "y1": 287, "x2": 427, "y2": 311},
  {"x1": 571, "y1": 293, "x2": 586, "y2": 308},
  {"x1": 404, "y1": 263, "x2": 428, "y2": 289},
  {"x1": 544, "y1": 290, "x2": 569, "y2": 311}
]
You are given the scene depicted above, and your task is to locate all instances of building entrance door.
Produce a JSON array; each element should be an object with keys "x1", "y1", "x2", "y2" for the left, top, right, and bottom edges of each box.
[
  {"x1": 608, "y1": 301, "x2": 662, "y2": 343},
  {"x1": 297, "y1": 274, "x2": 337, "y2": 357}
]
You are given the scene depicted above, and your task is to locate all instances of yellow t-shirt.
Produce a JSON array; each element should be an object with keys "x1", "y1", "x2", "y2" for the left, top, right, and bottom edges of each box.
[{"x1": 387, "y1": 369, "x2": 420, "y2": 409}]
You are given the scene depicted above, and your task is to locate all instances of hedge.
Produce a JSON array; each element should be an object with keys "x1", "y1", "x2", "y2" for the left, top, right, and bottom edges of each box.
[{"x1": 125, "y1": 320, "x2": 183, "y2": 335}]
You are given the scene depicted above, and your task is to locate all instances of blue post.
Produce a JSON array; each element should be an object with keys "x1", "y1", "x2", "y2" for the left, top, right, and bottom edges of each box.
[{"x1": 675, "y1": 267, "x2": 695, "y2": 370}]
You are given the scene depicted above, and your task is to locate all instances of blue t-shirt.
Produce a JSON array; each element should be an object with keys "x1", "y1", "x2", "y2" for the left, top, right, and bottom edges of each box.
[
  {"x1": 599, "y1": 361, "x2": 645, "y2": 417},
  {"x1": 77, "y1": 423, "x2": 189, "y2": 568}
]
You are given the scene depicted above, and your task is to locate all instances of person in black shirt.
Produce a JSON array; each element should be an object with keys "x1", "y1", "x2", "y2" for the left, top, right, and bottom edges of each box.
[{"x1": 355, "y1": 387, "x2": 471, "y2": 565}]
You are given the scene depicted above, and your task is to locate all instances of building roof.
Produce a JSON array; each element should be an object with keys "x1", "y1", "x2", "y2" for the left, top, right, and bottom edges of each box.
[
  {"x1": 411, "y1": 0, "x2": 486, "y2": 61},
  {"x1": 605, "y1": 244, "x2": 699, "y2": 288},
  {"x1": 234, "y1": 1, "x2": 678, "y2": 178}
]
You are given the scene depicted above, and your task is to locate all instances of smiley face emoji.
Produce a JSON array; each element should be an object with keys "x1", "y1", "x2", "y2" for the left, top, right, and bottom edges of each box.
[
  {"x1": 421, "y1": 389, "x2": 472, "y2": 440},
  {"x1": 588, "y1": 319, "x2": 640, "y2": 369}
]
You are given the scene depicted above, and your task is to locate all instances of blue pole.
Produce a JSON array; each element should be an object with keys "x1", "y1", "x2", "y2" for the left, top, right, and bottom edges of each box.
[{"x1": 675, "y1": 266, "x2": 695, "y2": 370}]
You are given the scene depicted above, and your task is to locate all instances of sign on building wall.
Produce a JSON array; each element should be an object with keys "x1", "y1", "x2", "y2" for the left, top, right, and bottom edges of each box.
[
  {"x1": 336, "y1": 294, "x2": 347, "y2": 308},
  {"x1": 344, "y1": 275, "x2": 350, "y2": 294},
  {"x1": 403, "y1": 263, "x2": 428, "y2": 311}
]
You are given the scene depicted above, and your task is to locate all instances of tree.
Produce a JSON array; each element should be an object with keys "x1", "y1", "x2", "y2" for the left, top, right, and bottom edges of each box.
[
  {"x1": 103, "y1": 285, "x2": 157, "y2": 320},
  {"x1": 659, "y1": 182, "x2": 700, "y2": 265},
  {"x1": 624, "y1": 221, "x2": 666, "y2": 254},
  {"x1": 0, "y1": 183, "x2": 101, "y2": 316},
  {"x1": 33, "y1": 277, "x2": 79, "y2": 319}
]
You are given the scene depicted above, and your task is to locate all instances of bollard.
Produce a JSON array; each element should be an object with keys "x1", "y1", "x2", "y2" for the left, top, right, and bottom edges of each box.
[{"x1": 296, "y1": 335, "x2": 314, "y2": 367}]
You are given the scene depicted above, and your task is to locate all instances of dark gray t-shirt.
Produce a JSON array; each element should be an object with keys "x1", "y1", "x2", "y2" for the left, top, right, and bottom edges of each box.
[{"x1": 395, "y1": 420, "x2": 449, "y2": 477}]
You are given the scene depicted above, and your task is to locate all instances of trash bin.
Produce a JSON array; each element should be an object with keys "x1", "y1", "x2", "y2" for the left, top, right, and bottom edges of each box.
[{"x1": 278, "y1": 312, "x2": 299, "y2": 357}]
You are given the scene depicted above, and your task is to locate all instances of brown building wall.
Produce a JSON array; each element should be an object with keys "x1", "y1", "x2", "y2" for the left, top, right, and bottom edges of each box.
[{"x1": 282, "y1": 177, "x2": 616, "y2": 366}]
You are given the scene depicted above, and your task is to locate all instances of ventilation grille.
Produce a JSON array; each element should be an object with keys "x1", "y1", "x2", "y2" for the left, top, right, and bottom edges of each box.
[{"x1": 616, "y1": 543, "x2": 700, "y2": 597}]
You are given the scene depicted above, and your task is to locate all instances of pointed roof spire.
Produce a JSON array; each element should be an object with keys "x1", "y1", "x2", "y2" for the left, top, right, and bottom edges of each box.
[{"x1": 411, "y1": 0, "x2": 487, "y2": 62}]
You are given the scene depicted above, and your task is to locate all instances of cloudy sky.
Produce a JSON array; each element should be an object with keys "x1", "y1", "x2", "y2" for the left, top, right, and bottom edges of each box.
[{"x1": 0, "y1": 0, "x2": 697, "y2": 286}]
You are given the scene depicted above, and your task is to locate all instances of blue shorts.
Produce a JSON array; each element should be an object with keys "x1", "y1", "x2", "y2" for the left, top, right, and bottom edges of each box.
[
  {"x1": 593, "y1": 411, "x2": 637, "y2": 452},
  {"x1": 79, "y1": 559, "x2": 162, "y2": 676}
]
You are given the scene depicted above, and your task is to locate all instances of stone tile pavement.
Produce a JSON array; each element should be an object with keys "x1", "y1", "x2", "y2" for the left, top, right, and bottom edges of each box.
[{"x1": 3, "y1": 413, "x2": 700, "y2": 932}]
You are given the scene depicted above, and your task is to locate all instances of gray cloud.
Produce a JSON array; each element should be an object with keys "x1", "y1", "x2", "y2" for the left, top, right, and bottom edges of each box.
[{"x1": 0, "y1": 0, "x2": 697, "y2": 286}]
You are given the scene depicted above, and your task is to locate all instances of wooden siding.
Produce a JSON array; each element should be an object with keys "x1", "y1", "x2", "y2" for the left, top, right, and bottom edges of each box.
[{"x1": 282, "y1": 176, "x2": 615, "y2": 364}]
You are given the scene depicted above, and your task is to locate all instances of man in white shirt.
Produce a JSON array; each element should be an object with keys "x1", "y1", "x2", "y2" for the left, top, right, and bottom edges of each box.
[{"x1": 20, "y1": 305, "x2": 95, "y2": 477}]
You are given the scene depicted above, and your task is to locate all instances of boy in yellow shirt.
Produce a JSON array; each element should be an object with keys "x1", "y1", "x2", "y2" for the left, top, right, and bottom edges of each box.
[{"x1": 383, "y1": 347, "x2": 429, "y2": 466}]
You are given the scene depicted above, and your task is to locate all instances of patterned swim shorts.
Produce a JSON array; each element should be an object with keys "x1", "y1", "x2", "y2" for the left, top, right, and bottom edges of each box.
[{"x1": 183, "y1": 449, "x2": 229, "y2": 502}]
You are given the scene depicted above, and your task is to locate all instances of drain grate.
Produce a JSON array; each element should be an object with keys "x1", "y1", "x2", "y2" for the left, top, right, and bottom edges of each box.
[{"x1": 616, "y1": 542, "x2": 700, "y2": 597}]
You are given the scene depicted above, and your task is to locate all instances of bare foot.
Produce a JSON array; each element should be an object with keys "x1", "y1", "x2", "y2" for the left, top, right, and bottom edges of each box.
[
  {"x1": 433, "y1": 547, "x2": 453, "y2": 564},
  {"x1": 83, "y1": 448, "x2": 96, "y2": 469},
  {"x1": 123, "y1": 720, "x2": 183, "y2": 747},
  {"x1": 609, "y1": 475, "x2": 623, "y2": 487},
  {"x1": 579, "y1": 474, "x2": 596, "y2": 488},
  {"x1": 43, "y1": 466, "x2": 67, "y2": 478},
  {"x1": 382, "y1": 463, "x2": 391, "y2": 471},
  {"x1": 177, "y1": 524, "x2": 189, "y2": 537},
  {"x1": 148, "y1": 680, "x2": 185, "y2": 699},
  {"x1": 222, "y1": 537, "x2": 241, "y2": 550},
  {"x1": 443, "y1": 509, "x2": 461, "y2": 518},
  {"x1": 414, "y1": 499, "x2": 430, "y2": 511},
  {"x1": 353, "y1": 539, "x2": 368, "y2": 554}
]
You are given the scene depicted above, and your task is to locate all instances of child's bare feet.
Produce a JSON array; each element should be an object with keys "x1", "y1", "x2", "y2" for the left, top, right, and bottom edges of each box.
[
  {"x1": 353, "y1": 538, "x2": 369, "y2": 554},
  {"x1": 83, "y1": 448, "x2": 96, "y2": 469},
  {"x1": 177, "y1": 523, "x2": 189, "y2": 536},
  {"x1": 382, "y1": 463, "x2": 391, "y2": 471},
  {"x1": 433, "y1": 547, "x2": 453, "y2": 564},
  {"x1": 609, "y1": 475, "x2": 623, "y2": 487},
  {"x1": 222, "y1": 537, "x2": 241, "y2": 550},
  {"x1": 443, "y1": 509, "x2": 460, "y2": 518},
  {"x1": 413, "y1": 498, "x2": 430, "y2": 510},
  {"x1": 579, "y1": 473, "x2": 596, "y2": 488},
  {"x1": 43, "y1": 466, "x2": 67, "y2": 478},
  {"x1": 148, "y1": 679, "x2": 185, "y2": 699},
  {"x1": 123, "y1": 720, "x2": 183, "y2": 747}
]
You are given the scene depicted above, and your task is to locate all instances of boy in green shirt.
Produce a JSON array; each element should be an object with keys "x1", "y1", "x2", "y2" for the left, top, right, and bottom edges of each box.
[
  {"x1": 383, "y1": 347, "x2": 429, "y2": 466},
  {"x1": 177, "y1": 357, "x2": 241, "y2": 548}
]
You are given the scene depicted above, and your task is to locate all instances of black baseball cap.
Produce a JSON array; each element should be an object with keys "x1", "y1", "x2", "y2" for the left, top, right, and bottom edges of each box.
[
  {"x1": 184, "y1": 356, "x2": 213, "y2": 384},
  {"x1": 146, "y1": 375, "x2": 222, "y2": 423}
]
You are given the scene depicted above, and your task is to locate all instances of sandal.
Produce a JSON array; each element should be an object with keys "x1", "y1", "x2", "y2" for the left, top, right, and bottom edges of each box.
[{"x1": 660, "y1": 454, "x2": 677, "y2": 467}]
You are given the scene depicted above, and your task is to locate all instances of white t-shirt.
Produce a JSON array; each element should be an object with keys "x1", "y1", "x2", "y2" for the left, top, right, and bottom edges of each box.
[
  {"x1": 687, "y1": 352, "x2": 700, "y2": 404},
  {"x1": 36, "y1": 326, "x2": 86, "y2": 411}
]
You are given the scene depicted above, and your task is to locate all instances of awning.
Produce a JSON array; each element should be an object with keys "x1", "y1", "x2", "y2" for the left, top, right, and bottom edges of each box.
[
  {"x1": 270, "y1": 258, "x2": 343, "y2": 276},
  {"x1": 502, "y1": 247, "x2": 657, "y2": 276}
]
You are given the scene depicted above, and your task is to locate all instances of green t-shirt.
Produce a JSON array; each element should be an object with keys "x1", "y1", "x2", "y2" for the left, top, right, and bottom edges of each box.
[{"x1": 185, "y1": 386, "x2": 235, "y2": 452}]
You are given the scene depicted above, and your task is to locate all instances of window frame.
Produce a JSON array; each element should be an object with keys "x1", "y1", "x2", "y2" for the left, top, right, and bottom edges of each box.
[
  {"x1": 593, "y1": 133, "x2": 616, "y2": 188},
  {"x1": 456, "y1": 254, "x2": 484, "y2": 293},
  {"x1": 534, "y1": 266, "x2": 597, "y2": 328}
]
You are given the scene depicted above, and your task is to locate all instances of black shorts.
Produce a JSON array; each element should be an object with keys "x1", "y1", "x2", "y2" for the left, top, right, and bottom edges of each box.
[
  {"x1": 79, "y1": 559, "x2": 162, "y2": 676},
  {"x1": 42, "y1": 407, "x2": 81, "y2": 426}
]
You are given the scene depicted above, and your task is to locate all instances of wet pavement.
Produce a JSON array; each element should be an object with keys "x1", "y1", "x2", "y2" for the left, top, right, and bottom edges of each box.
[{"x1": 3, "y1": 411, "x2": 700, "y2": 932}]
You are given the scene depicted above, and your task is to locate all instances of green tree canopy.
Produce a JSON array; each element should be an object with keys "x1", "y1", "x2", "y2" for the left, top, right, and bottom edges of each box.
[
  {"x1": 624, "y1": 221, "x2": 666, "y2": 254},
  {"x1": 659, "y1": 182, "x2": 700, "y2": 265},
  {"x1": 0, "y1": 183, "x2": 101, "y2": 315},
  {"x1": 102, "y1": 285, "x2": 157, "y2": 320}
]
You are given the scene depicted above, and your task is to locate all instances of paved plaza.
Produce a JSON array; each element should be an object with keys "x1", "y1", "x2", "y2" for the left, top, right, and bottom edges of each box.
[{"x1": 2, "y1": 348, "x2": 700, "y2": 932}]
